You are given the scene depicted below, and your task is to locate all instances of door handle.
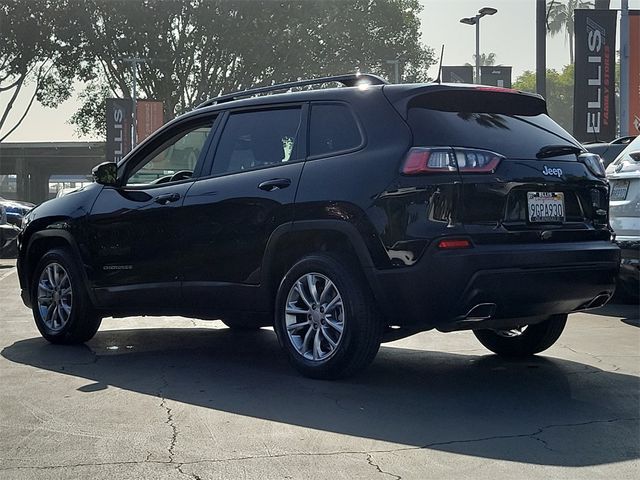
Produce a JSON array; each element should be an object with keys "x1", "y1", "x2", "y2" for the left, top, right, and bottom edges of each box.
[
  {"x1": 258, "y1": 178, "x2": 291, "y2": 192},
  {"x1": 154, "y1": 192, "x2": 181, "y2": 205}
]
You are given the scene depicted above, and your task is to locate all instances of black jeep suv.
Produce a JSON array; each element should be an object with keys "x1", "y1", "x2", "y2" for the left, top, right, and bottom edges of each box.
[{"x1": 17, "y1": 74, "x2": 619, "y2": 379}]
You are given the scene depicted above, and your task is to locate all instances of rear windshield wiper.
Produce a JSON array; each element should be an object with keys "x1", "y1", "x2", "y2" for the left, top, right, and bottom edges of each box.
[{"x1": 536, "y1": 144, "x2": 583, "y2": 159}]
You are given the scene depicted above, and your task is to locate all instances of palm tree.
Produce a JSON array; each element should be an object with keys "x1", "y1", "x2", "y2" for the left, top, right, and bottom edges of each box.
[
  {"x1": 465, "y1": 52, "x2": 497, "y2": 67},
  {"x1": 546, "y1": 0, "x2": 594, "y2": 64}
]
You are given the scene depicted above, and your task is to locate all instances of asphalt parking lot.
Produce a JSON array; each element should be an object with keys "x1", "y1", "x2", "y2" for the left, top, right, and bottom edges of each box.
[{"x1": 0, "y1": 258, "x2": 638, "y2": 480}]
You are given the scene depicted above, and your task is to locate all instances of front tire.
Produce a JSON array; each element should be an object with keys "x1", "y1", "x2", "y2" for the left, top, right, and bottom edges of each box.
[
  {"x1": 274, "y1": 253, "x2": 382, "y2": 379},
  {"x1": 473, "y1": 314, "x2": 568, "y2": 357},
  {"x1": 32, "y1": 249, "x2": 101, "y2": 344}
]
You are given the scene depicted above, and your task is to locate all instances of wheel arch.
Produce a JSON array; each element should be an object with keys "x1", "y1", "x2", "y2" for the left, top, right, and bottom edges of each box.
[
  {"x1": 22, "y1": 230, "x2": 95, "y2": 307},
  {"x1": 260, "y1": 220, "x2": 388, "y2": 314}
]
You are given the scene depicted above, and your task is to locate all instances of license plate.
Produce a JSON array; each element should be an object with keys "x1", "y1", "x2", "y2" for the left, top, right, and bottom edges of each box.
[
  {"x1": 610, "y1": 180, "x2": 630, "y2": 201},
  {"x1": 527, "y1": 192, "x2": 565, "y2": 223}
]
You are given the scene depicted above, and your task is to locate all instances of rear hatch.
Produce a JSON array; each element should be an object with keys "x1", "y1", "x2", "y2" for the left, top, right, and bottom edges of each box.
[{"x1": 390, "y1": 85, "x2": 611, "y2": 245}]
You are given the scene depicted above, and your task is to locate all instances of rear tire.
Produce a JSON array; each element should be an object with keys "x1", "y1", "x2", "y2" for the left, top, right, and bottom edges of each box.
[
  {"x1": 274, "y1": 253, "x2": 383, "y2": 379},
  {"x1": 31, "y1": 249, "x2": 101, "y2": 344},
  {"x1": 473, "y1": 314, "x2": 567, "y2": 357},
  {"x1": 619, "y1": 278, "x2": 639, "y2": 304}
]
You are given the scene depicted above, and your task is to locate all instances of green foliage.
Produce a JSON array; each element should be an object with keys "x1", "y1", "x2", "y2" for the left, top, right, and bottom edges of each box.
[
  {"x1": 465, "y1": 53, "x2": 497, "y2": 67},
  {"x1": 70, "y1": 0, "x2": 435, "y2": 136},
  {"x1": 546, "y1": 0, "x2": 593, "y2": 64},
  {"x1": 513, "y1": 65, "x2": 575, "y2": 133},
  {"x1": 0, "y1": 0, "x2": 84, "y2": 140}
]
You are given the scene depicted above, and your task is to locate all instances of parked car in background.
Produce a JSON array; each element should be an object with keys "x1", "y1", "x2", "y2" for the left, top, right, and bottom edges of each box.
[
  {"x1": 584, "y1": 136, "x2": 636, "y2": 167},
  {"x1": 0, "y1": 197, "x2": 34, "y2": 258},
  {"x1": 0, "y1": 197, "x2": 35, "y2": 227},
  {"x1": 606, "y1": 136, "x2": 640, "y2": 302},
  {"x1": 1, "y1": 204, "x2": 20, "y2": 258}
]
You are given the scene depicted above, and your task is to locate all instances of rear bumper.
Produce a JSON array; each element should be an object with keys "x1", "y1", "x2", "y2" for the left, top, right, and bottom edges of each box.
[{"x1": 370, "y1": 240, "x2": 620, "y2": 332}]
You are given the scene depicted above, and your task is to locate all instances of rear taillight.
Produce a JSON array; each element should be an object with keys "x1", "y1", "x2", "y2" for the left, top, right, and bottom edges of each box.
[
  {"x1": 578, "y1": 152, "x2": 606, "y2": 178},
  {"x1": 401, "y1": 148, "x2": 457, "y2": 174},
  {"x1": 401, "y1": 147, "x2": 503, "y2": 175}
]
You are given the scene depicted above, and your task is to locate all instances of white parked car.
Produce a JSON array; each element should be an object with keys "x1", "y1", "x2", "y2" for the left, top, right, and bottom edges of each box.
[{"x1": 606, "y1": 136, "x2": 640, "y2": 301}]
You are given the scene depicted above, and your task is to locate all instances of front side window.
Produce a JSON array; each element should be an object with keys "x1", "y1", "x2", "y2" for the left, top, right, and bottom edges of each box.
[
  {"x1": 211, "y1": 108, "x2": 302, "y2": 176},
  {"x1": 126, "y1": 123, "x2": 213, "y2": 185}
]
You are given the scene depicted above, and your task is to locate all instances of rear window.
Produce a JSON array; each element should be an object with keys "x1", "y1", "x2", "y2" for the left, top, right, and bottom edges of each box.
[{"x1": 407, "y1": 91, "x2": 580, "y2": 160}]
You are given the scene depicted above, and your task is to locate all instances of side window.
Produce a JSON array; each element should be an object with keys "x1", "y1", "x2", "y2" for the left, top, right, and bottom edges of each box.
[
  {"x1": 211, "y1": 108, "x2": 302, "y2": 176},
  {"x1": 126, "y1": 122, "x2": 213, "y2": 186},
  {"x1": 309, "y1": 103, "x2": 362, "y2": 157}
]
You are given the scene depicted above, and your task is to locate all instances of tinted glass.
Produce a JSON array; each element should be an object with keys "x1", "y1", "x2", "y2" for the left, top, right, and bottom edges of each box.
[
  {"x1": 127, "y1": 123, "x2": 212, "y2": 185},
  {"x1": 408, "y1": 108, "x2": 580, "y2": 160},
  {"x1": 212, "y1": 108, "x2": 302, "y2": 175},
  {"x1": 310, "y1": 104, "x2": 361, "y2": 157}
]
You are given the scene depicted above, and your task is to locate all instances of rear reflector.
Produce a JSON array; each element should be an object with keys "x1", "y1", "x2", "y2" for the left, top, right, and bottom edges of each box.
[
  {"x1": 402, "y1": 147, "x2": 503, "y2": 174},
  {"x1": 437, "y1": 239, "x2": 472, "y2": 249}
]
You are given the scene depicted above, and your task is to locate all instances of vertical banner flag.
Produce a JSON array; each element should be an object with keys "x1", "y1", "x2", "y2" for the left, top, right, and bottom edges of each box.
[
  {"x1": 136, "y1": 101, "x2": 164, "y2": 142},
  {"x1": 573, "y1": 9, "x2": 617, "y2": 142},
  {"x1": 441, "y1": 66, "x2": 474, "y2": 84},
  {"x1": 106, "y1": 98, "x2": 132, "y2": 163},
  {"x1": 480, "y1": 66, "x2": 512, "y2": 88},
  {"x1": 629, "y1": 11, "x2": 640, "y2": 135}
]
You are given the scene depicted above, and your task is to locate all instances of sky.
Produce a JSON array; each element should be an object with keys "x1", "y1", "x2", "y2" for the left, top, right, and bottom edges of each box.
[{"x1": 1, "y1": 0, "x2": 639, "y2": 142}]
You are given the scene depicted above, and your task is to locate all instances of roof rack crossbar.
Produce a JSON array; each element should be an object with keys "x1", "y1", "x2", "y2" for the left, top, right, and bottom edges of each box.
[{"x1": 196, "y1": 73, "x2": 387, "y2": 109}]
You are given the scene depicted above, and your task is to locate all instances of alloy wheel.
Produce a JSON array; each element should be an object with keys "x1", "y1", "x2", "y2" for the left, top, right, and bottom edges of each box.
[
  {"x1": 37, "y1": 262, "x2": 73, "y2": 332},
  {"x1": 284, "y1": 272, "x2": 345, "y2": 361},
  {"x1": 495, "y1": 326, "x2": 528, "y2": 338}
]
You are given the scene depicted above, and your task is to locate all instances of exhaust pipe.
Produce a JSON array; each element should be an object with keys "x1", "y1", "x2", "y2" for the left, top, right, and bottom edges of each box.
[
  {"x1": 463, "y1": 303, "x2": 497, "y2": 321},
  {"x1": 586, "y1": 293, "x2": 611, "y2": 309}
]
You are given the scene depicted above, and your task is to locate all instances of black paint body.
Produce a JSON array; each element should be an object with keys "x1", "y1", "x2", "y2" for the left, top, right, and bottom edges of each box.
[{"x1": 17, "y1": 83, "x2": 620, "y2": 334}]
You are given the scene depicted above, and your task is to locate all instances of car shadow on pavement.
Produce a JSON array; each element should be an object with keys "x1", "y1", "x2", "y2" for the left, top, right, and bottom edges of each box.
[
  {"x1": 2, "y1": 327, "x2": 639, "y2": 467},
  {"x1": 582, "y1": 303, "x2": 639, "y2": 327}
]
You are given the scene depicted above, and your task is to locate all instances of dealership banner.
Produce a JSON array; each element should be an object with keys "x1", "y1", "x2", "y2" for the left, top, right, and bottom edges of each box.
[
  {"x1": 441, "y1": 66, "x2": 473, "y2": 84},
  {"x1": 136, "y1": 100, "x2": 164, "y2": 142},
  {"x1": 480, "y1": 66, "x2": 512, "y2": 88},
  {"x1": 629, "y1": 11, "x2": 640, "y2": 135},
  {"x1": 573, "y1": 9, "x2": 617, "y2": 142},
  {"x1": 106, "y1": 98, "x2": 132, "y2": 163}
]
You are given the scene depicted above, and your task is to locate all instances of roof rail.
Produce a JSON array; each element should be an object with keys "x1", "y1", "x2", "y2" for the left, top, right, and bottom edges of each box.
[{"x1": 196, "y1": 73, "x2": 387, "y2": 109}]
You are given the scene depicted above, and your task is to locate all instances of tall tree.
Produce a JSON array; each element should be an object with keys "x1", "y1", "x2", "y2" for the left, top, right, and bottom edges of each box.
[
  {"x1": 465, "y1": 52, "x2": 497, "y2": 67},
  {"x1": 546, "y1": 0, "x2": 594, "y2": 64},
  {"x1": 70, "y1": 0, "x2": 435, "y2": 136},
  {"x1": 513, "y1": 64, "x2": 575, "y2": 132},
  {"x1": 0, "y1": 0, "x2": 82, "y2": 141}
]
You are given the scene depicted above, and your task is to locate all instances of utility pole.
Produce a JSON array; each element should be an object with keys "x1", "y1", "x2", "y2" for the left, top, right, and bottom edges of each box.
[
  {"x1": 536, "y1": 0, "x2": 546, "y2": 98},
  {"x1": 621, "y1": 0, "x2": 630, "y2": 136},
  {"x1": 119, "y1": 57, "x2": 148, "y2": 148},
  {"x1": 385, "y1": 59, "x2": 400, "y2": 84}
]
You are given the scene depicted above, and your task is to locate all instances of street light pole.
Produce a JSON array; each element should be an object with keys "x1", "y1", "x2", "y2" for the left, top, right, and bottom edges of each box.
[
  {"x1": 475, "y1": 19, "x2": 480, "y2": 84},
  {"x1": 460, "y1": 7, "x2": 497, "y2": 85}
]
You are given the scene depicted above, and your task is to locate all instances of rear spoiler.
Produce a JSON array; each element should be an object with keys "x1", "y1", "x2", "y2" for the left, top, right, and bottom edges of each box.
[{"x1": 382, "y1": 83, "x2": 547, "y2": 119}]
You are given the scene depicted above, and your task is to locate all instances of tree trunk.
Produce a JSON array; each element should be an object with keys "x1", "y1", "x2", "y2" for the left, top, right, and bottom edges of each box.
[{"x1": 569, "y1": 31, "x2": 574, "y2": 64}]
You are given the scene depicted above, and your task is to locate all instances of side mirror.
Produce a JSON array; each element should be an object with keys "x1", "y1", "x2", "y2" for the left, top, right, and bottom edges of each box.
[
  {"x1": 629, "y1": 151, "x2": 640, "y2": 162},
  {"x1": 92, "y1": 162, "x2": 118, "y2": 186}
]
